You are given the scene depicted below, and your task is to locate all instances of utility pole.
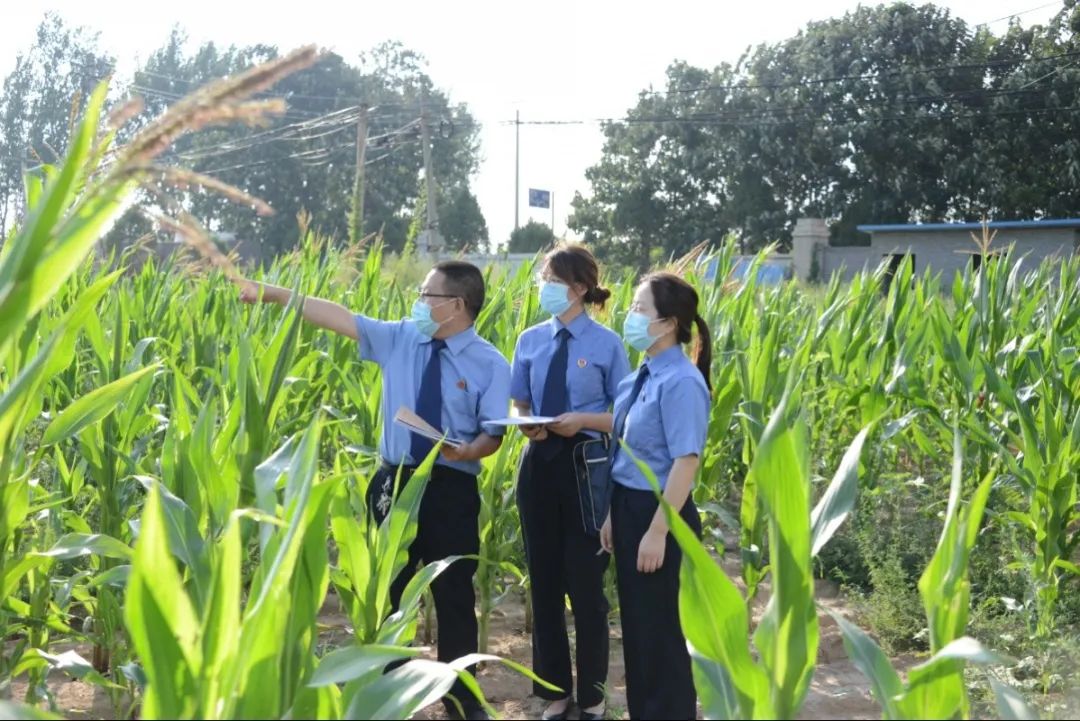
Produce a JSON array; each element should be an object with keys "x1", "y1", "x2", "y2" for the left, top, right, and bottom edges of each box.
[
  {"x1": 551, "y1": 191, "x2": 555, "y2": 237},
  {"x1": 348, "y1": 104, "x2": 369, "y2": 246},
  {"x1": 419, "y1": 93, "x2": 443, "y2": 256},
  {"x1": 514, "y1": 110, "x2": 520, "y2": 231}
]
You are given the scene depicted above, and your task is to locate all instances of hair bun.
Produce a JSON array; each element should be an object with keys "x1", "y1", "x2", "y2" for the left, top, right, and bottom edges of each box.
[{"x1": 588, "y1": 286, "x2": 612, "y2": 304}]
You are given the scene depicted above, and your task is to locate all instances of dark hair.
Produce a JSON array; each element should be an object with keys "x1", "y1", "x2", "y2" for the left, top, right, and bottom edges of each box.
[
  {"x1": 645, "y1": 271, "x2": 713, "y2": 391},
  {"x1": 434, "y1": 260, "x2": 485, "y2": 320},
  {"x1": 544, "y1": 244, "x2": 612, "y2": 308}
]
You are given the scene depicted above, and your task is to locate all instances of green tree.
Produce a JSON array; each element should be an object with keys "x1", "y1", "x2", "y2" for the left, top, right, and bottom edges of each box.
[
  {"x1": 404, "y1": 181, "x2": 488, "y2": 252},
  {"x1": 438, "y1": 184, "x2": 489, "y2": 251},
  {"x1": 570, "y1": 2, "x2": 1080, "y2": 265},
  {"x1": 507, "y1": 220, "x2": 555, "y2": 253},
  {"x1": 128, "y1": 35, "x2": 487, "y2": 255},
  {"x1": 0, "y1": 13, "x2": 113, "y2": 233}
]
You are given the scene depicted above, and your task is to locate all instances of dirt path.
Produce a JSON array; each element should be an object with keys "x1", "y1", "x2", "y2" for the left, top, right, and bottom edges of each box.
[{"x1": 8, "y1": 560, "x2": 898, "y2": 720}]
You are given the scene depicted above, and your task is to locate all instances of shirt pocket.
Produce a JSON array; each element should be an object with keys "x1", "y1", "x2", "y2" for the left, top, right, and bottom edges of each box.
[
  {"x1": 445, "y1": 384, "x2": 481, "y2": 427},
  {"x1": 569, "y1": 355, "x2": 608, "y2": 409}
]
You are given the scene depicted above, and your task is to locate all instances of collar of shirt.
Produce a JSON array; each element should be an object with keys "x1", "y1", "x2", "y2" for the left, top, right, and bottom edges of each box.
[
  {"x1": 644, "y1": 344, "x2": 685, "y2": 375},
  {"x1": 551, "y1": 312, "x2": 592, "y2": 339},
  {"x1": 423, "y1": 325, "x2": 478, "y2": 356}
]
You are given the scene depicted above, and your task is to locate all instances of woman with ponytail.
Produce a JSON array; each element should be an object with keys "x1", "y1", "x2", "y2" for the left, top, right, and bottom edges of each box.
[
  {"x1": 509, "y1": 244, "x2": 630, "y2": 720},
  {"x1": 599, "y1": 271, "x2": 712, "y2": 720}
]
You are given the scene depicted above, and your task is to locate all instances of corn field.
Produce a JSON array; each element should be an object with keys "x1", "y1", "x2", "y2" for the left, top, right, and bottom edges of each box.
[{"x1": 1, "y1": 58, "x2": 1079, "y2": 721}]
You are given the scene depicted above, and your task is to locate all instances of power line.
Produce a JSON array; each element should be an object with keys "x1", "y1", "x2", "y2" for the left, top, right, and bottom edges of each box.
[
  {"x1": 499, "y1": 103, "x2": 1080, "y2": 130},
  {"x1": 641, "y1": 48, "x2": 1080, "y2": 97},
  {"x1": 4, "y1": 98, "x2": 1078, "y2": 168},
  {"x1": 977, "y1": 1, "x2": 1062, "y2": 26},
  {"x1": 131, "y1": 68, "x2": 429, "y2": 110},
  {"x1": 129, "y1": 83, "x2": 318, "y2": 121},
  {"x1": 181, "y1": 115, "x2": 421, "y2": 166},
  {"x1": 195, "y1": 134, "x2": 416, "y2": 176},
  {"x1": 172, "y1": 105, "x2": 367, "y2": 161}
]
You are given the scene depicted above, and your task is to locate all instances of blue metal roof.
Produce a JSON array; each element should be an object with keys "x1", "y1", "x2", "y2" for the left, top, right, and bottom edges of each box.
[{"x1": 857, "y1": 219, "x2": 1080, "y2": 233}]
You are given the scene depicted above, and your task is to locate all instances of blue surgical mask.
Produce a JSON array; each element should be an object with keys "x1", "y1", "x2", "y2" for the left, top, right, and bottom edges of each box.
[
  {"x1": 539, "y1": 281, "x2": 573, "y2": 316},
  {"x1": 623, "y1": 311, "x2": 660, "y2": 352},
  {"x1": 411, "y1": 299, "x2": 441, "y2": 337}
]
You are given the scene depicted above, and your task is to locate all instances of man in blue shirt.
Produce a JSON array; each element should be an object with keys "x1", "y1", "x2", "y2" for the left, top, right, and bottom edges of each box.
[{"x1": 240, "y1": 261, "x2": 510, "y2": 721}]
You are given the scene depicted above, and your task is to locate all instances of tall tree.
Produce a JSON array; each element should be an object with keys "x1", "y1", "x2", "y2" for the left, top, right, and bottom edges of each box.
[
  {"x1": 0, "y1": 13, "x2": 113, "y2": 233},
  {"x1": 570, "y1": 1, "x2": 1080, "y2": 266},
  {"x1": 2, "y1": 19, "x2": 488, "y2": 256},
  {"x1": 121, "y1": 36, "x2": 486, "y2": 255}
]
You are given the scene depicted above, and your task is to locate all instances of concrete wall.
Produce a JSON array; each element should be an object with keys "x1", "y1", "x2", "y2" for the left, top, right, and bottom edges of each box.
[
  {"x1": 818, "y1": 245, "x2": 879, "y2": 282},
  {"x1": 868, "y1": 228, "x2": 1076, "y2": 279},
  {"x1": 816, "y1": 227, "x2": 1077, "y2": 283}
]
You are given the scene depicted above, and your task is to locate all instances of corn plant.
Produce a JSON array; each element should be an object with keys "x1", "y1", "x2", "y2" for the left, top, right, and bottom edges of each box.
[
  {"x1": 0, "y1": 82, "x2": 142, "y2": 690},
  {"x1": 328, "y1": 446, "x2": 439, "y2": 646},
  {"x1": 634, "y1": 359, "x2": 870, "y2": 719},
  {"x1": 832, "y1": 424, "x2": 1021, "y2": 720},
  {"x1": 475, "y1": 434, "x2": 528, "y2": 653},
  {"x1": 981, "y1": 349, "x2": 1080, "y2": 638},
  {"x1": 124, "y1": 421, "x2": 341, "y2": 718}
]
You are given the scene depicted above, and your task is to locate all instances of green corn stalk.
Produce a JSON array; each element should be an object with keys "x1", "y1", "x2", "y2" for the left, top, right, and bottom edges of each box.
[
  {"x1": 329, "y1": 444, "x2": 441, "y2": 647},
  {"x1": 0, "y1": 82, "x2": 140, "y2": 689},
  {"x1": 475, "y1": 433, "x2": 527, "y2": 654},
  {"x1": 834, "y1": 423, "x2": 1019, "y2": 720},
  {"x1": 630, "y1": 366, "x2": 871, "y2": 720},
  {"x1": 982, "y1": 355, "x2": 1080, "y2": 638},
  {"x1": 124, "y1": 421, "x2": 337, "y2": 718}
]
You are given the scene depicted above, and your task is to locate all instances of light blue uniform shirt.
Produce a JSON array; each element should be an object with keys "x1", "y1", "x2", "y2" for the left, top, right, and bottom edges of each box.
[
  {"x1": 510, "y1": 313, "x2": 631, "y2": 435},
  {"x1": 610, "y1": 345, "x2": 710, "y2": 491},
  {"x1": 354, "y1": 315, "x2": 512, "y2": 476}
]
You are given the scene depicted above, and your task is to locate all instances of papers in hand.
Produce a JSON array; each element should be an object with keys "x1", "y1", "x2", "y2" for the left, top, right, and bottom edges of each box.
[
  {"x1": 393, "y1": 406, "x2": 465, "y2": 448},
  {"x1": 486, "y1": 415, "x2": 557, "y2": 427}
]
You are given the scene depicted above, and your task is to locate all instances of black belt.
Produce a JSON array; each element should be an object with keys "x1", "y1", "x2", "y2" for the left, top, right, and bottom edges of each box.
[{"x1": 380, "y1": 459, "x2": 419, "y2": 473}]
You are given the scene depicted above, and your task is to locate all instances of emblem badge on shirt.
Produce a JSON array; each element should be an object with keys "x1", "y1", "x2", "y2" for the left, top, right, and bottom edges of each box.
[
  {"x1": 456, "y1": 379, "x2": 468, "y2": 391},
  {"x1": 577, "y1": 358, "x2": 588, "y2": 368}
]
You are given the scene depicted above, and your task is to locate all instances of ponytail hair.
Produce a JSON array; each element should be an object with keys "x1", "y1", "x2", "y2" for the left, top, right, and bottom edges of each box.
[
  {"x1": 645, "y1": 272, "x2": 713, "y2": 392},
  {"x1": 692, "y1": 313, "x2": 713, "y2": 392}
]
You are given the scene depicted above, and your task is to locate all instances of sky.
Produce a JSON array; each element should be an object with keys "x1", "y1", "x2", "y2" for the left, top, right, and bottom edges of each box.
[{"x1": 0, "y1": 0, "x2": 1064, "y2": 246}]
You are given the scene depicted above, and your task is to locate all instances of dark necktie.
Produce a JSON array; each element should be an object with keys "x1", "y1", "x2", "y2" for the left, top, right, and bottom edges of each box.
[
  {"x1": 537, "y1": 328, "x2": 570, "y2": 458},
  {"x1": 410, "y1": 339, "x2": 447, "y2": 463},
  {"x1": 611, "y1": 364, "x2": 650, "y2": 462}
]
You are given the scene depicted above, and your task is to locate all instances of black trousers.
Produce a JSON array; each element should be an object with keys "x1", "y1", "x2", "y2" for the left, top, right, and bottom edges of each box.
[
  {"x1": 611, "y1": 483, "x2": 701, "y2": 720},
  {"x1": 367, "y1": 462, "x2": 481, "y2": 716},
  {"x1": 517, "y1": 437, "x2": 611, "y2": 708}
]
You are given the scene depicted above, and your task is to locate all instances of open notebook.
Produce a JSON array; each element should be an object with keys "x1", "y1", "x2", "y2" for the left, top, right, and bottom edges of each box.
[{"x1": 393, "y1": 406, "x2": 465, "y2": 449}]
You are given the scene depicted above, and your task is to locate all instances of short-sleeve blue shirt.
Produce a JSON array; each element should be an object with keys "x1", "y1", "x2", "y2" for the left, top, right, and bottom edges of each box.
[
  {"x1": 354, "y1": 314, "x2": 512, "y2": 476},
  {"x1": 510, "y1": 313, "x2": 630, "y2": 433},
  {"x1": 610, "y1": 345, "x2": 710, "y2": 491}
]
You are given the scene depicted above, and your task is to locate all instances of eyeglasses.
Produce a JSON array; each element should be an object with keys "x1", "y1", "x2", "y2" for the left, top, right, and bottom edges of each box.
[{"x1": 416, "y1": 287, "x2": 460, "y2": 301}]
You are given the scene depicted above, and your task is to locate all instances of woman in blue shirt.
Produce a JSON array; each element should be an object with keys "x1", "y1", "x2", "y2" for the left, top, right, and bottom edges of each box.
[
  {"x1": 510, "y1": 245, "x2": 631, "y2": 721},
  {"x1": 599, "y1": 271, "x2": 712, "y2": 720}
]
